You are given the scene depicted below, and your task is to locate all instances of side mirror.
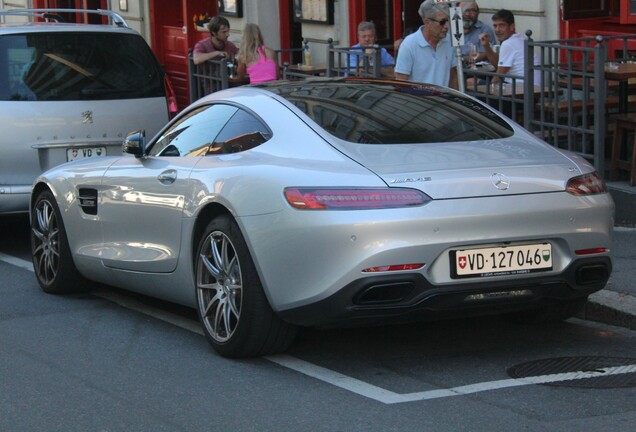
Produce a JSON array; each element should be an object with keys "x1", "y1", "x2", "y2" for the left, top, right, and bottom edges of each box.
[{"x1": 123, "y1": 130, "x2": 146, "y2": 157}]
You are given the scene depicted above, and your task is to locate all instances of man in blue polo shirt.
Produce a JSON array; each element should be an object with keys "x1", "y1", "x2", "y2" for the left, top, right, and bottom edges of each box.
[{"x1": 395, "y1": 0, "x2": 458, "y2": 88}]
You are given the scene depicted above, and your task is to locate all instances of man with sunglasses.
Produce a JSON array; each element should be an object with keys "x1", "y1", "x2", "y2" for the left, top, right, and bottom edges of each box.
[{"x1": 395, "y1": 0, "x2": 458, "y2": 88}]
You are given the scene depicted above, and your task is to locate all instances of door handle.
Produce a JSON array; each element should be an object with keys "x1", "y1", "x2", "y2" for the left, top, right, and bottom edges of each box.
[{"x1": 158, "y1": 169, "x2": 177, "y2": 185}]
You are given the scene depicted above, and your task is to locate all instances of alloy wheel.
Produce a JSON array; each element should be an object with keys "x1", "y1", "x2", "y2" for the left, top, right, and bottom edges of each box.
[
  {"x1": 197, "y1": 230, "x2": 243, "y2": 342},
  {"x1": 32, "y1": 198, "x2": 60, "y2": 285}
]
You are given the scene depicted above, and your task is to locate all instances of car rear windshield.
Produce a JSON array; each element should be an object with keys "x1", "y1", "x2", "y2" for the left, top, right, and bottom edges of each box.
[
  {"x1": 268, "y1": 81, "x2": 514, "y2": 144},
  {"x1": 0, "y1": 32, "x2": 165, "y2": 101}
]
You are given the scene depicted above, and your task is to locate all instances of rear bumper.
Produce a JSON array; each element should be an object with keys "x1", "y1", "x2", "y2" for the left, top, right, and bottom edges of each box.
[{"x1": 278, "y1": 256, "x2": 611, "y2": 327}]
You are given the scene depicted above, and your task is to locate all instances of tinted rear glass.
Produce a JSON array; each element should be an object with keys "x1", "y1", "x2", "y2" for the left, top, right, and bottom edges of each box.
[
  {"x1": 267, "y1": 81, "x2": 514, "y2": 144},
  {"x1": 0, "y1": 32, "x2": 164, "y2": 101}
]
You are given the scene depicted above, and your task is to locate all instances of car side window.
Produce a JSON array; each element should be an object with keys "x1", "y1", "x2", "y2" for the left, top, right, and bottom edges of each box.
[
  {"x1": 209, "y1": 109, "x2": 272, "y2": 154},
  {"x1": 148, "y1": 104, "x2": 238, "y2": 157}
]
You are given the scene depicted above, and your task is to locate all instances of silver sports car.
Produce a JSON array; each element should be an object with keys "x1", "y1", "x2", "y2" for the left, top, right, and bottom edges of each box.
[{"x1": 30, "y1": 79, "x2": 614, "y2": 358}]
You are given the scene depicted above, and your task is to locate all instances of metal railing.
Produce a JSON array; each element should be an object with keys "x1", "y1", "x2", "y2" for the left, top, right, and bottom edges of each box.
[
  {"x1": 525, "y1": 33, "x2": 636, "y2": 176},
  {"x1": 464, "y1": 31, "x2": 636, "y2": 176},
  {"x1": 463, "y1": 68, "x2": 526, "y2": 123},
  {"x1": 525, "y1": 32, "x2": 608, "y2": 175},
  {"x1": 326, "y1": 39, "x2": 394, "y2": 78},
  {"x1": 188, "y1": 50, "x2": 231, "y2": 102}
]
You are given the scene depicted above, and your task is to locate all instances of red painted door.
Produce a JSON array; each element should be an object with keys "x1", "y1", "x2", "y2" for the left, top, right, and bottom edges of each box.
[
  {"x1": 161, "y1": 25, "x2": 189, "y2": 110},
  {"x1": 150, "y1": 0, "x2": 217, "y2": 110}
]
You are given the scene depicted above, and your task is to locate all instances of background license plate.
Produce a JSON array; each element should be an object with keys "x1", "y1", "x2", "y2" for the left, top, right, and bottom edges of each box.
[
  {"x1": 67, "y1": 147, "x2": 106, "y2": 161},
  {"x1": 452, "y1": 243, "x2": 552, "y2": 278}
]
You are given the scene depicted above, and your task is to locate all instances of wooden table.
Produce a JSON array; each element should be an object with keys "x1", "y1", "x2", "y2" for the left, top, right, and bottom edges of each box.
[
  {"x1": 604, "y1": 63, "x2": 636, "y2": 113},
  {"x1": 284, "y1": 64, "x2": 326, "y2": 76}
]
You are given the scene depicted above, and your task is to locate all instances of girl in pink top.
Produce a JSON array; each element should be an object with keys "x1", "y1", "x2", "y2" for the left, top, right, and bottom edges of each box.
[{"x1": 237, "y1": 23, "x2": 279, "y2": 84}]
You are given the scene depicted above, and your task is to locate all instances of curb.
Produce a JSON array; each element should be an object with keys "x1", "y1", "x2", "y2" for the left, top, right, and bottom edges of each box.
[{"x1": 578, "y1": 290, "x2": 636, "y2": 330}]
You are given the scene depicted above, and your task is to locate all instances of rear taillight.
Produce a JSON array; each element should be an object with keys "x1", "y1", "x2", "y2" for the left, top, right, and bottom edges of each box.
[
  {"x1": 284, "y1": 188, "x2": 431, "y2": 210},
  {"x1": 566, "y1": 172, "x2": 608, "y2": 195},
  {"x1": 163, "y1": 75, "x2": 178, "y2": 117},
  {"x1": 575, "y1": 248, "x2": 608, "y2": 255},
  {"x1": 362, "y1": 264, "x2": 425, "y2": 272}
]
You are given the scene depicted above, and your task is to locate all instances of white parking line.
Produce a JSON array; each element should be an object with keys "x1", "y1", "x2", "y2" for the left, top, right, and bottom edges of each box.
[
  {"x1": 0, "y1": 252, "x2": 34, "y2": 272},
  {"x1": 266, "y1": 355, "x2": 636, "y2": 404},
  {"x1": 3, "y1": 253, "x2": 634, "y2": 404}
]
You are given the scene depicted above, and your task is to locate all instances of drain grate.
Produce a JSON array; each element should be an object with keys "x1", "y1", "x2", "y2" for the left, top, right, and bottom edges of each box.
[{"x1": 507, "y1": 356, "x2": 636, "y2": 389}]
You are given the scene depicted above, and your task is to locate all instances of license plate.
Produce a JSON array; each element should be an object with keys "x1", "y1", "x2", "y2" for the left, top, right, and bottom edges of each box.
[
  {"x1": 66, "y1": 147, "x2": 106, "y2": 161},
  {"x1": 451, "y1": 243, "x2": 552, "y2": 278}
]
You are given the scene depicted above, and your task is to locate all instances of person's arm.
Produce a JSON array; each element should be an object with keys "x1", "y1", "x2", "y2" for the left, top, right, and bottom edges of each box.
[
  {"x1": 491, "y1": 66, "x2": 510, "y2": 84},
  {"x1": 236, "y1": 61, "x2": 247, "y2": 81},
  {"x1": 381, "y1": 48, "x2": 395, "y2": 66},
  {"x1": 193, "y1": 50, "x2": 226, "y2": 65},
  {"x1": 448, "y1": 67, "x2": 458, "y2": 90},
  {"x1": 394, "y1": 42, "x2": 411, "y2": 81},
  {"x1": 479, "y1": 33, "x2": 498, "y2": 67}
]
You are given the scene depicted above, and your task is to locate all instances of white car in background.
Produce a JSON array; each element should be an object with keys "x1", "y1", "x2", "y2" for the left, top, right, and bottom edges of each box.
[{"x1": 0, "y1": 8, "x2": 174, "y2": 214}]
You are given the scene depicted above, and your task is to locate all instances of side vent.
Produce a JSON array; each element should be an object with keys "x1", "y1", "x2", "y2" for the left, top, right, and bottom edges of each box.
[{"x1": 78, "y1": 188, "x2": 98, "y2": 215}]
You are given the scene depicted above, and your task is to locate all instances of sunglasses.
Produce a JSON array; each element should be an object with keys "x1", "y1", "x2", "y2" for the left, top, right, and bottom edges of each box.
[{"x1": 428, "y1": 18, "x2": 449, "y2": 26}]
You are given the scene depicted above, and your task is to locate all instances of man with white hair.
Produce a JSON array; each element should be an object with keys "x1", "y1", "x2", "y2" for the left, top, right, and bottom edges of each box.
[{"x1": 395, "y1": 0, "x2": 458, "y2": 88}]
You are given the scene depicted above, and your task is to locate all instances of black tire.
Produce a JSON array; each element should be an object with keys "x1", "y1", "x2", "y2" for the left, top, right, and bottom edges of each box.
[
  {"x1": 30, "y1": 189, "x2": 88, "y2": 294},
  {"x1": 195, "y1": 215, "x2": 298, "y2": 358},
  {"x1": 506, "y1": 296, "x2": 588, "y2": 323}
]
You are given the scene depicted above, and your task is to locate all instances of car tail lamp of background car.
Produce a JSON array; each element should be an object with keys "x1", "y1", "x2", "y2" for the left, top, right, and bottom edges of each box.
[
  {"x1": 164, "y1": 75, "x2": 179, "y2": 117},
  {"x1": 284, "y1": 188, "x2": 431, "y2": 210},
  {"x1": 566, "y1": 172, "x2": 608, "y2": 196}
]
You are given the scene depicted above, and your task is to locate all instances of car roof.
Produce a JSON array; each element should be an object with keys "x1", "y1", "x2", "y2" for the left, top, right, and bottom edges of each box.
[
  {"x1": 0, "y1": 22, "x2": 138, "y2": 35},
  {"x1": 1, "y1": 8, "x2": 130, "y2": 33}
]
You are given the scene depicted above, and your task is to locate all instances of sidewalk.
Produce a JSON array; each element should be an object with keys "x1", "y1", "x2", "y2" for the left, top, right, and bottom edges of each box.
[{"x1": 579, "y1": 226, "x2": 636, "y2": 330}]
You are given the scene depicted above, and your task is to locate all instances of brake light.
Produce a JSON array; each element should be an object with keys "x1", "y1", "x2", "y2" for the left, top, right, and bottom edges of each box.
[
  {"x1": 284, "y1": 188, "x2": 431, "y2": 210},
  {"x1": 163, "y1": 75, "x2": 178, "y2": 117},
  {"x1": 575, "y1": 248, "x2": 608, "y2": 255},
  {"x1": 566, "y1": 172, "x2": 607, "y2": 195},
  {"x1": 362, "y1": 264, "x2": 425, "y2": 272}
]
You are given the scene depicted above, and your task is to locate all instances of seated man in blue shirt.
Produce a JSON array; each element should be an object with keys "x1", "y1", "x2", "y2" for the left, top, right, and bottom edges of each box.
[
  {"x1": 459, "y1": 1, "x2": 496, "y2": 65},
  {"x1": 348, "y1": 21, "x2": 395, "y2": 72}
]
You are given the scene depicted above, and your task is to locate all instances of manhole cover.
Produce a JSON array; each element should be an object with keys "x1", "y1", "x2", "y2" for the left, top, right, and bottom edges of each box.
[{"x1": 507, "y1": 356, "x2": 636, "y2": 389}]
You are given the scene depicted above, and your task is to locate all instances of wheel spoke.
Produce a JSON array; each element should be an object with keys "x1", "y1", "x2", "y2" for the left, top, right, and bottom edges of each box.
[
  {"x1": 200, "y1": 254, "x2": 222, "y2": 279},
  {"x1": 227, "y1": 284, "x2": 241, "y2": 317},
  {"x1": 202, "y1": 289, "x2": 223, "y2": 318},
  {"x1": 214, "y1": 301, "x2": 226, "y2": 336},
  {"x1": 211, "y1": 235, "x2": 227, "y2": 276}
]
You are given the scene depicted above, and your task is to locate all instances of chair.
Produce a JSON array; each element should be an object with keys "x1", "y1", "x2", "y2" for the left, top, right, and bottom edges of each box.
[{"x1": 609, "y1": 113, "x2": 636, "y2": 185}]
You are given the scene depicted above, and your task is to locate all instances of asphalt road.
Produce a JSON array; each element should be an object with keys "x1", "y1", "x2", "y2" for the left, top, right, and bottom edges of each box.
[{"x1": 1, "y1": 215, "x2": 635, "y2": 431}]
